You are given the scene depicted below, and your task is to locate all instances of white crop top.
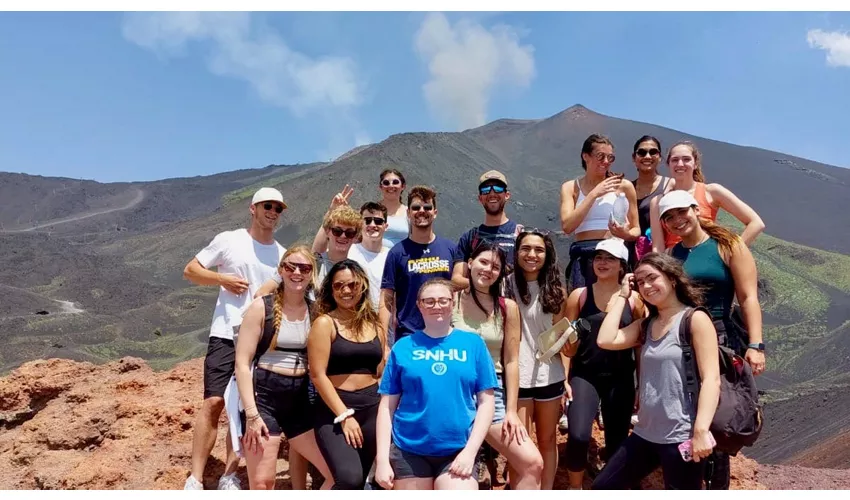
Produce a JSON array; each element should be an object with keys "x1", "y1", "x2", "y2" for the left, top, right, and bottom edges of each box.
[
  {"x1": 574, "y1": 183, "x2": 621, "y2": 234},
  {"x1": 257, "y1": 313, "x2": 310, "y2": 371}
]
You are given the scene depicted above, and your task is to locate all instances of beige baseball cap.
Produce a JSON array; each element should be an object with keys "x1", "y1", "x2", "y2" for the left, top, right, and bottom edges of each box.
[{"x1": 478, "y1": 170, "x2": 508, "y2": 187}]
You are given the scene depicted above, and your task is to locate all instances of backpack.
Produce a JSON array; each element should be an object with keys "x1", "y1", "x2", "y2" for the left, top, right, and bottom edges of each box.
[{"x1": 640, "y1": 307, "x2": 764, "y2": 455}]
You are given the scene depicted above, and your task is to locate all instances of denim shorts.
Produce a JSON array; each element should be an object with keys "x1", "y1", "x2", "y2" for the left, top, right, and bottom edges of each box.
[{"x1": 493, "y1": 379, "x2": 506, "y2": 423}]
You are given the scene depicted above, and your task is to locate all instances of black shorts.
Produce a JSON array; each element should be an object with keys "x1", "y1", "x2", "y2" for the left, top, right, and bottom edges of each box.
[
  {"x1": 389, "y1": 442, "x2": 478, "y2": 480},
  {"x1": 518, "y1": 381, "x2": 565, "y2": 402},
  {"x1": 239, "y1": 368, "x2": 313, "y2": 439},
  {"x1": 203, "y1": 336, "x2": 235, "y2": 399}
]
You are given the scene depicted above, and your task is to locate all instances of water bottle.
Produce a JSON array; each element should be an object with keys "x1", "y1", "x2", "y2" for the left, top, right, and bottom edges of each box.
[{"x1": 610, "y1": 192, "x2": 628, "y2": 225}]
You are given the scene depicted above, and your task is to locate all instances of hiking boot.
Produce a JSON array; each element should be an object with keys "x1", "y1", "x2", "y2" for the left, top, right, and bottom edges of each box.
[
  {"x1": 217, "y1": 473, "x2": 241, "y2": 490},
  {"x1": 183, "y1": 475, "x2": 203, "y2": 490}
]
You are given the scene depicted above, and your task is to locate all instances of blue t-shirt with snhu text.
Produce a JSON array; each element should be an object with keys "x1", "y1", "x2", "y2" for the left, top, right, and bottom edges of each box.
[{"x1": 378, "y1": 329, "x2": 499, "y2": 457}]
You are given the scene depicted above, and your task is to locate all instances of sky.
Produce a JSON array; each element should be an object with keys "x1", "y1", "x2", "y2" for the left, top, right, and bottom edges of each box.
[{"x1": 0, "y1": 11, "x2": 849, "y2": 183}]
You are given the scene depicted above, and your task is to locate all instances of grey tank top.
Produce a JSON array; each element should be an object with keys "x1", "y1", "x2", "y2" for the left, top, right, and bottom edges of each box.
[{"x1": 632, "y1": 310, "x2": 695, "y2": 444}]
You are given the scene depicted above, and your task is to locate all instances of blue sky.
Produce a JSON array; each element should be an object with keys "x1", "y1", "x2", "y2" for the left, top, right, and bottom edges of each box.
[{"x1": 1, "y1": 11, "x2": 848, "y2": 183}]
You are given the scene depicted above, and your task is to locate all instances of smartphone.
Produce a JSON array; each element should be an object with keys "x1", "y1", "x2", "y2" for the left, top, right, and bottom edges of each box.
[{"x1": 678, "y1": 433, "x2": 717, "y2": 462}]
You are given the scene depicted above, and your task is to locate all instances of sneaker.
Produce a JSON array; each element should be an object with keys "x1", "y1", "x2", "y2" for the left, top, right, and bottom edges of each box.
[
  {"x1": 217, "y1": 473, "x2": 241, "y2": 490},
  {"x1": 558, "y1": 414, "x2": 569, "y2": 434},
  {"x1": 183, "y1": 475, "x2": 203, "y2": 490}
]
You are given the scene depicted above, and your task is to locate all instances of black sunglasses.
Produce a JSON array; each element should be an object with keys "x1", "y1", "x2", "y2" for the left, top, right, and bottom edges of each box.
[
  {"x1": 330, "y1": 227, "x2": 358, "y2": 239},
  {"x1": 381, "y1": 179, "x2": 402, "y2": 186},
  {"x1": 635, "y1": 148, "x2": 660, "y2": 158},
  {"x1": 262, "y1": 202, "x2": 284, "y2": 213},
  {"x1": 363, "y1": 216, "x2": 386, "y2": 226},
  {"x1": 410, "y1": 204, "x2": 434, "y2": 212}
]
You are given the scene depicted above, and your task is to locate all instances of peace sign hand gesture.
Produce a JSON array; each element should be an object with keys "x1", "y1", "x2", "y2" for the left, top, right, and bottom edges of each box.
[{"x1": 329, "y1": 184, "x2": 355, "y2": 212}]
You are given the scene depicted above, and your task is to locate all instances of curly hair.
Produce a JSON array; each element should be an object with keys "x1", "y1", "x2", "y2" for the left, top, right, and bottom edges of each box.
[
  {"x1": 512, "y1": 230, "x2": 564, "y2": 315},
  {"x1": 322, "y1": 205, "x2": 363, "y2": 237}
]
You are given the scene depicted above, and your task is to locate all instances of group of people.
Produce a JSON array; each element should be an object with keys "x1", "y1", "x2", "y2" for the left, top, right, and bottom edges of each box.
[{"x1": 180, "y1": 133, "x2": 768, "y2": 491}]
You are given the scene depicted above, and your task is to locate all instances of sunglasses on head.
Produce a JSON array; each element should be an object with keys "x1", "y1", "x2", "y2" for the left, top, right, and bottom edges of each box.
[
  {"x1": 410, "y1": 204, "x2": 434, "y2": 212},
  {"x1": 281, "y1": 262, "x2": 313, "y2": 274},
  {"x1": 479, "y1": 184, "x2": 507, "y2": 196},
  {"x1": 262, "y1": 202, "x2": 284, "y2": 213},
  {"x1": 330, "y1": 227, "x2": 358, "y2": 239},
  {"x1": 592, "y1": 152, "x2": 616, "y2": 163},
  {"x1": 363, "y1": 216, "x2": 386, "y2": 226},
  {"x1": 381, "y1": 179, "x2": 402, "y2": 187},
  {"x1": 520, "y1": 227, "x2": 551, "y2": 237},
  {"x1": 635, "y1": 148, "x2": 660, "y2": 158}
]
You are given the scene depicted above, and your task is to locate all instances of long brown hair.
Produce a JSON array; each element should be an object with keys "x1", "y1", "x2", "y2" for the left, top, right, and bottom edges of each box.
[
  {"x1": 666, "y1": 140, "x2": 706, "y2": 183},
  {"x1": 270, "y1": 245, "x2": 317, "y2": 351},
  {"x1": 315, "y1": 259, "x2": 384, "y2": 347},
  {"x1": 635, "y1": 252, "x2": 705, "y2": 319},
  {"x1": 513, "y1": 230, "x2": 564, "y2": 315},
  {"x1": 699, "y1": 219, "x2": 741, "y2": 260}
]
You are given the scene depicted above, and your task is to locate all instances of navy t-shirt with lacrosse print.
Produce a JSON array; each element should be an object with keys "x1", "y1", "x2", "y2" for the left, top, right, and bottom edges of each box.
[{"x1": 381, "y1": 236, "x2": 460, "y2": 339}]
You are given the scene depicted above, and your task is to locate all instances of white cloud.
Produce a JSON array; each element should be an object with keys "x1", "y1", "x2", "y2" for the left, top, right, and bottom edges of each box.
[
  {"x1": 121, "y1": 12, "x2": 364, "y2": 116},
  {"x1": 414, "y1": 13, "x2": 536, "y2": 131},
  {"x1": 807, "y1": 29, "x2": 850, "y2": 68}
]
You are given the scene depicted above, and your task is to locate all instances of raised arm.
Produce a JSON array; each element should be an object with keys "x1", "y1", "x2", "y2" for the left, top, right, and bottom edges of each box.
[
  {"x1": 596, "y1": 276, "x2": 643, "y2": 350},
  {"x1": 708, "y1": 183, "x2": 765, "y2": 246}
]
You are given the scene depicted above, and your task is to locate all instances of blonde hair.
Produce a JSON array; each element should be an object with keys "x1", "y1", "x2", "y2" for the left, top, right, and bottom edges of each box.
[
  {"x1": 270, "y1": 245, "x2": 317, "y2": 351},
  {"x1": 667, "y1": 140, "x2": 706, "y2": 183},
  {"x1": 322, "y1": 206, "x2": 363, "y2": 236}
]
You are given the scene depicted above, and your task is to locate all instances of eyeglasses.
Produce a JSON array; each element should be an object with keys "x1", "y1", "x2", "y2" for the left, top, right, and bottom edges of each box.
[
  {"x1": 332, "y1": 280, "x2": 361, "y2": 292},
  {"x1": 262, "y1": 202, "x2": 284, "y2": 213},
  {"x1": 363, "y1": 217, "x2": 386, "y2": 226},
  {"x1": 479, "y1": 184, "x2": 507, "y2": 196},
  {"x1": 330, "y1": 227, "x2": 358, "y2": 239},
  {"x1": 419, "y1": 297, "x2": 452, "y2": 307},
  {"x1": 592, "y1": 152, "x2": 616, "y2": 163},
  {"x1": 281, "y1": 262, "x2": 313, "y2": 274},
  {"x1": 381, "y1": 179, "x2": 402, "y2": 186},
  {"x1": 410, "y1": 204, "x2": 434, "y2": 212},
  {"x1": 635, "y1": 148, "x2": 660, "y2": 158}
]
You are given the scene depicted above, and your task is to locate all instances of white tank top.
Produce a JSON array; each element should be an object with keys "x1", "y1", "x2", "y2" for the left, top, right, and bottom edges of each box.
[
  {"x1": 574, "y1": 182, "x2": 620, "y2": 234},
  {"x1": 257, "y1": 313, "x2": 310, "y2": 371},
  {"x1": 511, "y1": 277, "x2": 566, "y2": 388}
]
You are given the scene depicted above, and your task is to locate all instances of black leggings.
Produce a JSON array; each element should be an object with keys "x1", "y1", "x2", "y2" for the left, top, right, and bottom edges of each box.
[
  {"x1": 592, "y1": 433, "x2": 705, "y2": 490},
  {"x1": 314, "y1": 384, "x2": 380, "y2": 490},
  {"x1": 565, "y1": 374, "x2": 634, "y2": 472}
]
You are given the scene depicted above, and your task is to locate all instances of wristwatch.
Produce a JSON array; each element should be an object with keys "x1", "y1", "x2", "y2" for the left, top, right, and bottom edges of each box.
[{"x1": 748, "y1": 343, "x2": 765, "y2": 352}]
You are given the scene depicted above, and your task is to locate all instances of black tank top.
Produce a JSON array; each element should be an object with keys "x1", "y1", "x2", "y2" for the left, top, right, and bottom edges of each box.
[
  {"x1": 325, "y1": 318, "x2": 383, "y2": 376},
  {"x1": 572, "y1": 285, "x2": 635, "y2": 378},
  {"x1": 632, "y1": 176, "x2": 670, "y2": 234}
]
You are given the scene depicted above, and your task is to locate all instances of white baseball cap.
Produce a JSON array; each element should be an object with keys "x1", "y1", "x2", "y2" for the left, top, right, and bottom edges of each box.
[
  {"x1": 595, "y1": 238, "x2": 629, "y2": 262},
  {"x1": 658, "y1": 190, "x2": 698, "y2": 218},
  {"x1": 251, "y1": 187, "x2": 287, "y2": 209}
]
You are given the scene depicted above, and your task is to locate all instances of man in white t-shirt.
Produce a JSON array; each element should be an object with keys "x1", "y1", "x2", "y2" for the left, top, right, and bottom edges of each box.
[
  {"x1": 347, "y1": 201, "x2": 389, "y2": 310},
  {"x1": 181, "y1": 187, "x2": 287, "y2": 490}
]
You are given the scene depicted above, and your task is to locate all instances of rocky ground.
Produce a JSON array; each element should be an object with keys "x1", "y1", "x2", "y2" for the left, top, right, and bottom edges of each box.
[{"x1": 1, "y1": 357, "x2": 848, "y2": 490}]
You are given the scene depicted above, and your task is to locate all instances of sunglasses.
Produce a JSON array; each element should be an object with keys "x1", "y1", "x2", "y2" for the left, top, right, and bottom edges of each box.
[
  {"x1": 281, "y1": 262, "x2": 313, "y2": 274},
  {"x1": 332, "y1": 280, "x2": 361, "y2": 292},
  {"x1": 479, "y1": 184, "x2": 507, "y2": 196},
  {"x1": 410, "y1": 204, "x2": 434, "y2": 212},
  {"x1": 330, "y1": 227, "x2": 358, "y2": 239},
  {"x1": 419, "y1": 297, "x2": 452, "y2": 307},
  {"x1": 520, "y1": 227, "x2": 551, "y2": 236},
  {"x1": 592, "y1": 152, "x2": 616, "y2": 163},
  {"x1": 381, "y1": 179, "x2": 402, "y2": 186},
  {"x1": 635, "y1": 148, "x2": 660, "y2": 158},
  {"x1": 363, "y1": 216, "x2": 386, "y2": 226},
  {"x1": 262, "y1": 202, "x2": 284, "y2": 213}
]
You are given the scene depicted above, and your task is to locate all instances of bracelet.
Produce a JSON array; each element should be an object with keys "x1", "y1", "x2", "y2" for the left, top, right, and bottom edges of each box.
[
  {"x1": 333, "y1": 408, "x2": 355, "y2": 424},
  {"x1": 246, "y1": 413, "x2": 261, "y2": 421},
  {"x1": 619, "y1": 292, "x2": 630, "y2": 299}
]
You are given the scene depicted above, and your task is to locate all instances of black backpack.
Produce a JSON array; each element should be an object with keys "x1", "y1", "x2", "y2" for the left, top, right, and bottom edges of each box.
[{"x1": 641, "y1": 307, "x2": 764, "y2": 455}]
